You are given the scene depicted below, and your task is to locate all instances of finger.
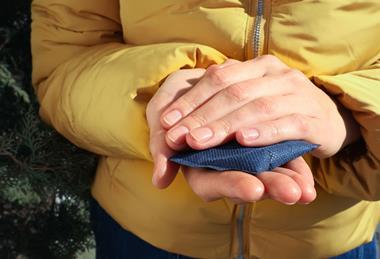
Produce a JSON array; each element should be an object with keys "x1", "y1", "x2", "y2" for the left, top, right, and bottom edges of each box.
[
  {"x1": 162, "y1": 61, "x2": 254, "y2": 151},
  {"x1": 152, "y1": 68, "x2": 206, "y2": 110},
  {"x1": 148, "y1": 69, "x2": 208, "y2": 188},
  {"x1": 147, "y1": 69, "x2": 206, "y2": 129},
  {"x1": 183, "y1": 167, "x2": 265, "y2": 203},
  {"x1": 236, "y1": 114, "x2": 319, "y2": 148},
  {"x1": 256, "y1": 171, "x2": 302, "y2": 204},
  {"x1": 285, "y1": 157, "x2": 314, "y2": 185},
  {"x1": 158, "y1": 62, "x2": 238, "y2": 131},
  {"x1": 165, "y1": 76, "x2": 293, "y2": 150},
  {"x1": 150, "y1": 129, "x2": 179, "y2": 189},
  {"x1": 272, "y1": 166, "x2": 316, "y2": 204},
  {"x1": 185, "y1": 95, "x2": 310, "y2": 150},
  {"x1": 160, "y1": 56, "x2": 289, "y2": 128}
]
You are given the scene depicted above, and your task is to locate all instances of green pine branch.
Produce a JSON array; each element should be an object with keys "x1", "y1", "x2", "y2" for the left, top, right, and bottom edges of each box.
[{"x1": 0, "y1": 2, "x2": 98, "y2": 258}]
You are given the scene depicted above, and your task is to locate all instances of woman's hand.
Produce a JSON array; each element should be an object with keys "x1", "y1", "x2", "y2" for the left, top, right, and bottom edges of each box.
[
  {"x1": 147, "y1": 65, "x2": 316, "y2": 205},
  {"x1": 147, "y1": 61, "x2": 239, "y2": 188},
  {"x1": 146, "y1": 68, "x2": 206, "y2": 188},
  {"x1": 182, "y1": 156, "x2": 316, "y2": 205},
  {"x1": 161, "y1": 55, "x2": 360, "y2": 158}
]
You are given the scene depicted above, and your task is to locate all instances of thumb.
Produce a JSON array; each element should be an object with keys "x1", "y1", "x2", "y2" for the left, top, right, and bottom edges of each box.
[
  {"x1": 152, "y1": 154, "x2": 179, "y2": 189},
  {"x1": 150, "y1": 129, "x2": 179, "y2": 189}
]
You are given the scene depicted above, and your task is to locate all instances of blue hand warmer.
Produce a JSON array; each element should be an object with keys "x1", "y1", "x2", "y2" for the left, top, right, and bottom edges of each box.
[{"x1": 170, "y1": 140, "x2": 318, "y2": 175}]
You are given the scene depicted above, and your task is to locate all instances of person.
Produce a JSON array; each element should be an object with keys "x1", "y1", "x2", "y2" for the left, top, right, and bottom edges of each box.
[{"x1": 31, "y1": 0, "x2": 380, "y2": 258}]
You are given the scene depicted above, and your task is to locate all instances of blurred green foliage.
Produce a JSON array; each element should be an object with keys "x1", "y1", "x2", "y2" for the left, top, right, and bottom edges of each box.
[{"x1": 0, "y1": 1, "x2": 97, "y2": 258}]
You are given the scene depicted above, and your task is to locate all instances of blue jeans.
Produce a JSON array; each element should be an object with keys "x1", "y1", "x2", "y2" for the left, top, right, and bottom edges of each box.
[
  {"x1": 330, "y1": 235, "x2": 378, "y2": 259},
  {"x1": 90, "y1": 199, "x2": 192, "y2": 259},
  {"x1": 90, "y1": 199, "x2": 378, "y2": 259}
]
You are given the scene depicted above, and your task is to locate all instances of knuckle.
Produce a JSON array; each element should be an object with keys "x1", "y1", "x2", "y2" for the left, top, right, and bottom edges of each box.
[
  {"x1": 206, "y1": 66, "x2": 229, "y2": 88},
  {"x1": 257, "y1": 54, "x2": 290, "y2": 71},
  {"x1": 224, "y1": 83, "x2": 247, "y2": 102},
  {"x1": 179, "y1": 95, "x2": 198, "y2": 112},
  {"x1": 253, "y1": 97, "x2": 275, "y2": 117},
  {"x1": 187, "y1": 113, "x2": 208, "y2": 127},
  {"x1": 234, "y1": 107, "x2": 249, "y2": 123},
  {"x1": 291, "y1": 114, "x2": 310, "y2": 136},
  {"x1": 207, "y1": 64, "x2": 221, "y2": 72},
  {"x1": 284, "y1": 68, "x2": 304, "y2": 82},
  {"x1": 268, "y1": 122, "x2": 280, "y2": 138},
  {"x1": 218, "y1": 119, "x2": 232, "y2": 135},
  {"x1": 259, "y1": 54, "x2": 280, "y2": 65}
]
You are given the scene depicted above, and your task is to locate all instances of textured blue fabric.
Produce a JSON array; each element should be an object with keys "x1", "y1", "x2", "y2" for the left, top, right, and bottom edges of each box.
[
  {"x1": 330, "y1": 236, "x2": 378, "y2": 259},
  {"x1": 170, "y1": 140, "x2": 318, "y2": 174}
]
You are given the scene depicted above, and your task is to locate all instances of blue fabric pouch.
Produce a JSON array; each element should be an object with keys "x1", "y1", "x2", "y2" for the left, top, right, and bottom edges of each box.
[{"x1": 170, "y1": 140, "x2": 318, "y2": 175}]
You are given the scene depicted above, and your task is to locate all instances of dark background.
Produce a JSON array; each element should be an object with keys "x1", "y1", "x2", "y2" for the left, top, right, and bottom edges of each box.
[{"x1": 1, "y1": 1, "x2": 96, "y2": 258}]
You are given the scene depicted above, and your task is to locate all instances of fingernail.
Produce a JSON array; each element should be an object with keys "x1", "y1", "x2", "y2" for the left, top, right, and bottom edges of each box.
[
  {"x1": 167, "y1": 126, "x2": 189, "y2": 144},
  {"x1": 163, "y1": 110, "x2": 182, "y2": 126},
  {"x1": 241, "y1": 128, "x2": 259, "y2": 141},
  {"x1": 190, "y1": 127, "x2": 213, "y2": 143}
]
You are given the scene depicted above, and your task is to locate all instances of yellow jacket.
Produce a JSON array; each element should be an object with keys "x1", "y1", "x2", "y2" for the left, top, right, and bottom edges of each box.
[{"x1": 31, "y1": 0, "x2": 380, "y2": 258}]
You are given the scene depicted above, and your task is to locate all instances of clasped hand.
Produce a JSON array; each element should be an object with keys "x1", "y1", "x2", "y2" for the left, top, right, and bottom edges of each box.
[{"x1": 147, "y1": 55, "x2": 359, "y2": 205}]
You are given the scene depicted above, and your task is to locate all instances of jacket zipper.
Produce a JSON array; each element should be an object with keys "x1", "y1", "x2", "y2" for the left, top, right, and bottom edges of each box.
[
  {"x1": 236, "y1": 1, "x2": 265, "y2": 259},
  {"x1": 253, "y1": 0, "x2": 264, "y2": 58}
]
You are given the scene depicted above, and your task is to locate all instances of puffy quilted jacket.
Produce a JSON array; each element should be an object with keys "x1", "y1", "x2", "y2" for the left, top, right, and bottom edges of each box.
[{"x1": 31, "y1": 0, "x2": 380, "y2": 258}]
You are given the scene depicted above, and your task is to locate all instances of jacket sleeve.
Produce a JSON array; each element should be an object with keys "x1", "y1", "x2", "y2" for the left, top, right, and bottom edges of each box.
[
  {"x1": 31, "y1": 0, "x2": 226, "y2": 160},
  {"x1": 310, "y1": 58, "x2": 380, "y2": 201}
]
